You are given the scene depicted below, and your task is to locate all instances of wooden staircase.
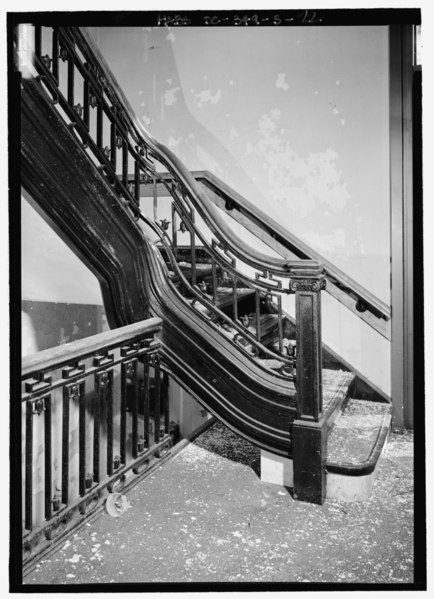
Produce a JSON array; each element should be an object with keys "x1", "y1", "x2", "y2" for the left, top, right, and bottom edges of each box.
[
  {"x1": 157, "y1": 243, "x2": 392, "y2": 496},
  {"x1": 17, "y1": 24, "x2": 392, "y2": 505}
]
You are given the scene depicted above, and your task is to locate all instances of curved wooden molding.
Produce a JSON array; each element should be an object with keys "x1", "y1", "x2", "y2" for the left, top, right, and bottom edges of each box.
[{"x1": 21, "y1": 75, "x2": 296, "y2": 456}]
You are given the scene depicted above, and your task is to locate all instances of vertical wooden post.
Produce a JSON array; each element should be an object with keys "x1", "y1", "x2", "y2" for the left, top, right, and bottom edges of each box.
[{"x1": 290, "y1": 271, "x2": 326, "y2": 504}]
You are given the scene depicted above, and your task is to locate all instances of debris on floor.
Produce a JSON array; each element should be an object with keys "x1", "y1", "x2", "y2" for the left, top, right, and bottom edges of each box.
[{"x1": 23, "y1": 423, "x2": 414, "y2": 585}]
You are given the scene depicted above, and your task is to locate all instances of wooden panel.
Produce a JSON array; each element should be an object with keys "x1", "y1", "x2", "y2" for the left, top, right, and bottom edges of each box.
[{"x1": 292, "y1": 420, "x2": 326, "y2": 504}]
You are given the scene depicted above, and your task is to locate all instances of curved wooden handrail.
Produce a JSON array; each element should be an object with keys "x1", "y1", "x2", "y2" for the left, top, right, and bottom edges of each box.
[
  {"x1": 194, "y1": 170, "x2": 391, "y2": 323},
  {"x1": 75, "y1": 27, "x2": 321, "y2": 279},
  {"x1": 76, "y1": 27, "x2": 389, "y2": 340},
  {"x1": 141, "y1": 168, "x2": 391, "y2": 332},
  {"x1": 22, "y1": 318, "x2": 163, "y2": 379}
]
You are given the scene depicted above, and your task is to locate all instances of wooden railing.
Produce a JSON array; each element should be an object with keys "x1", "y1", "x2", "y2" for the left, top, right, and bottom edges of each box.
[
  {"x1": 17, "y1": 24, "x2": 329, "y2": 503},
  {"x1": 16, "y1": 24, "x2": 325, "y2": 382},
  {"x1": 21, "y1": 318, "x2": 174, "y2": 570},
  {"x1": 143, "y1": 170, "x2": 391, "y2": 340}
]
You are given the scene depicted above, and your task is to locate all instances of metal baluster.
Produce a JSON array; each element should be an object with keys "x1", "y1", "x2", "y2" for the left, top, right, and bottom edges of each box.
[
  {"x1": 122, "y1": 140, "x2": 128, "y2": 189},
  {"x1": 163, "y1": 371, "x2": 169, "y2": 435},
  {"x1": 83, "y1": 72, "x2": 90, "y2": 129},
  {"x1": 93, "y1": 373, "x2": 101, "y2": 484},
  {"x1": 212, "y1": 262, "x2": 217, "y2": 303},
  {"x1": 25, "y1": 401, "x2": 33, "y2": 530},
  {"x1": 106, "y1": 371, "x2": 114, "y2": 476},
  {"x1": 61, "y1": 388, "x2": 70, "y2": 505},
  {"x1": 191, "y1": 230, "x2": 196, "y2": 288},
  {"x1": 153, "y1": 177, "x2": 158, "y2": 222},
  {"x1": 67, "y1": 52, "x2": 74, "y2": 107},
  {"x1": 96, "y1": 102, "x2": 103, "y2": 149},
  {"x1": 233, "y1": 275, "x2": 238, "y2": 322},
  {"x1": 78, "y1": 382, "x2": 86, "y2": 497},
  {"x1": 153, "y1": 356, "x2": 161, "y2": 444},
  {"x1": 256, "y1": 289, "x2": 261, "y2": 342},
  {"x1": 134, "y1": 160, "x2": 140, "y2": 207},
  {"x1": 172, "y1": 204, "x2": 177, "y2": 258},
  {"x1": 130, "y1": 361, "x2": 138, "y2": 459},
  {"x1": 110, "y1": 122, "x2": 117, "y2": 171},
  {"x1": 277, "y1": 295, "x2": 283, "y2": 354},
  {"x1": 143, "y1": 354, "x2": 150, "y2": 449},
  {"x1": 44, "y1": 395, "x2": 52, "y2": 520},
  {"x1": 52, "y1": 29, "x2": 59, "y2": 82},
  {"x1": 120, "y1": 362, "x2": 127, "y2": 466}
]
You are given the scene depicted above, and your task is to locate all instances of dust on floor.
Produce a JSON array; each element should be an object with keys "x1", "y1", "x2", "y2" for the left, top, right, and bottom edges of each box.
[{"x1": 24, "y1": 423, "x2": 414, "y2": 585}]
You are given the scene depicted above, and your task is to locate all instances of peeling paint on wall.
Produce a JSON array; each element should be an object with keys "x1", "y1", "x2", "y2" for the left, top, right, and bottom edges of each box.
[
  {"x1": 229, "y1": 127, "x2": 239, "y2": 141},
  {"x1": 247, "y1": 108, "x2": 350, "y2": 219},
  {"x1": 164, "y1": 86, "x2": 181, "y2": 106},
  {"x1": 276, "y1": 73, "x2": 289, "y2": 90},
  {"x1": 194, "y1": 88, "x2": 222, "y2": 108}
]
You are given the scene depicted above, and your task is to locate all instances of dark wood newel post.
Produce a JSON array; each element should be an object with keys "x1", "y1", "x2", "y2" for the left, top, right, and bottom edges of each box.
[{"x1": 290, "y1": 269, "x2": 326, "y2": 504}]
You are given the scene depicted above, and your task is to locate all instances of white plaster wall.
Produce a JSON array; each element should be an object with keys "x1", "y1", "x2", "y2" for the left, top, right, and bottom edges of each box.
[
  {"x1": 89, "y1": 25, "x2": 391, "y2": 394},
  {"x1": 22, "y1": 195, "x2": 104, "y2": 305}
]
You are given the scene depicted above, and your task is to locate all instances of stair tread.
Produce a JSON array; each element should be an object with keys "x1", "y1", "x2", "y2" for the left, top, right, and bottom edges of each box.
[
  {"x1": 214, "y1": 288, "x2": 255, "y2": 309},
  {"x1": 188, "y1": 288, "x2": 254, "y2": 312},
  {"x1": 168, "y1": 262, "x2": 214, "y2": 282},
  {"x1": 327, "y1": 398, "x2": 391, "y2": 465},
  {"x1": 322, "y1": 369, "x2": 354, "y2": 411}
]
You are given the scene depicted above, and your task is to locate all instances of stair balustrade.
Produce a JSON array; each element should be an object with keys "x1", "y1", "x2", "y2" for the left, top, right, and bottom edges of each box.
[
  {"x1": 16, "y1": 23, "x2": 355, "y2": 511},
  {"x1": 21, "y1": 318, "x2": 173, "y2": 572}
]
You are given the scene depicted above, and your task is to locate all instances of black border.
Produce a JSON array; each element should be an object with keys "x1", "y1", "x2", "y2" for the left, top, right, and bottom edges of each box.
[{"x1": 8, "y1": 7, "x2": 425, "y2": 593}]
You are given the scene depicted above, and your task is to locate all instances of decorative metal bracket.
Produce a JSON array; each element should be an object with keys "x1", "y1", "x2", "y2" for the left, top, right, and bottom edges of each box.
[
  {"x1": 160, "y1": 218, "x2": 170, "y2": 231},
  {"x1": 32, "y1": 395, "x2": 49, "y2": 416},
  {"x1": 25, "y1": 372, "x2": 52, "y2": 394},
  {"x1": 93, "y1": 352, "x2": 114, "y2": 367},
  {"x1": 66, "y1": 384, "x2": 81, "y2": 401},
  {"x1": 62, "y1": 361, "x2": 85, "y2": 379},
  {"x1": 289, "y1": 276, "x2": 326, "y2": 293}
]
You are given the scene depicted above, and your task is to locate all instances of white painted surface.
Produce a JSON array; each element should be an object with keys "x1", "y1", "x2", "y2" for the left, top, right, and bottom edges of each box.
[
  {"x1": 168, "y1": 378, "x2": 211, "y2": 439},
  {"x1": 260, "y1": 450, "x2": 294, "y2": 487}
]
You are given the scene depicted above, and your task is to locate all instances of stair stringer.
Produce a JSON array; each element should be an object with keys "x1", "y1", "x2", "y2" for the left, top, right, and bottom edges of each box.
[{"x1": 20, "y1": 75, "x2": 297, "y2": 456}]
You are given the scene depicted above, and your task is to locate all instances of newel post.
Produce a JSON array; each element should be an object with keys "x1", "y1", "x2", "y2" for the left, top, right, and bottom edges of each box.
[{"x1": 290, "y1": 270, "x2": 326, "y2": 504}]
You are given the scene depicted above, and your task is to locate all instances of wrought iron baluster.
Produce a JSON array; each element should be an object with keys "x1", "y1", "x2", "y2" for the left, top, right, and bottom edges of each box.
[
  {"x1": 255, "y1": 289, "x2": 261, "y2": 342},
  {"x1": 96, "y1": 102, "x2": 103, "y2": 149},
  {"x1": 110, "y1": 121, "x2": 117, "y2": 171},
  {"x1": 52, "y1": 29, "x2": 59, "y2": 82},
  {"x1": 143, "y1": 354, "x2": 150, "y2": 449},
  {"x1": 163, "y1": 371, "x2": 170, "y2": 435},
  {"x1": 120, "y1": 362, "x2": 127, "y2": 466},
  {"x1": 44, "y1": 395, "x2": 52, "y2": 520},
  {"x1": 191, "y1": 229, "x2": 196, "y2": 288},
  {"x1": 78, "y1": 382, "x2": 86, "y2": 497},
  {"x1": 67, "y1": 52, "x2": 74, "y2": 107},
  {"x1": 134, "y1": 160, "x2": 140, "y2": 206},
  {"x1": 25, "y1": 401, "x2": 33, "y2": 531},
  {"x1": 93, "y1": 373, "x2": 101, "y2": 484},
  {"x1": 172, "y1": 204, "x2": 178, "y2": 258},
  {"x1": 277, "y1": 295, "x2": 283, "y2": 354},
  {"x1": 233, "y1": 275, "x2": 238, "y2": 322},
  {"x1": 129, "y1": 360, "x2": 139, "y2": 459},
  {"x1": 83, "y1": 73, "x2": 90, "y2": 129},
  {"x1": 61, "y1": 387, "x2": 70, "y2": 505},
  {"x1": 212, "y1": 261, "x2": 218, "y2": 303},
  {"x1": 122, "y1": 140, "x2": 128, "y2": 188},
  {"x1": 153, "y1": 177, "x2": 158, "y2": 222},
  {"x1": 105, "y1": 371, "x2": 114, "y2": 476},
  {"x1": 152, "y1": 355, "x2": 161, "y2": 444}
]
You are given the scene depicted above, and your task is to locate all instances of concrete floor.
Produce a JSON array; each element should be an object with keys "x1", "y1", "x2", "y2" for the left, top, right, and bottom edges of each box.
[{"x1": 22, "y1": 422, "x2": 416, "y2": 589}]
